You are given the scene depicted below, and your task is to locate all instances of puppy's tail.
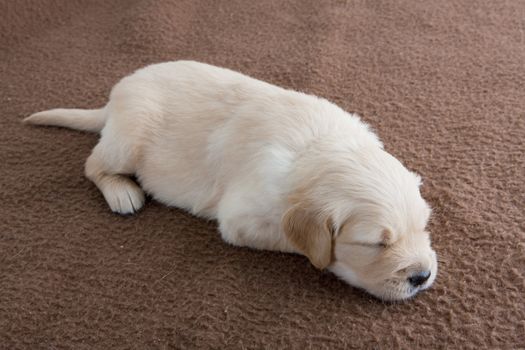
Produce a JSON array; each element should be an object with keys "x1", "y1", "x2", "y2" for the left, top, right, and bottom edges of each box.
[{"x1": 23, "y1": 107, "x2": 107, "y2": 133}]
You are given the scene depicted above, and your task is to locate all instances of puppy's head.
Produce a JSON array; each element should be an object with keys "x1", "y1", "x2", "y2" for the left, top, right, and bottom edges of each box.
[{"x1": 282, "y1": 144, "x2": 437, "y2": 301}]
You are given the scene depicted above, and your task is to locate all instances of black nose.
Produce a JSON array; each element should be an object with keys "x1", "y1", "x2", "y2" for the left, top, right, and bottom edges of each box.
[{"x1": 408, "y1": 270, "x2": 431, "y2": 287}]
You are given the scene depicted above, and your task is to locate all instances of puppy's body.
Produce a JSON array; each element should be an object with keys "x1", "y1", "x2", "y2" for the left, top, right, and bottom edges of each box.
[{"x1": 26, "y1": 61, "x2": 437, "y2": 300}]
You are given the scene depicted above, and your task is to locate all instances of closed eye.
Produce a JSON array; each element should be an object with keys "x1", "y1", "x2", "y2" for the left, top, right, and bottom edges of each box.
[{"x1": 346, "y1": 242, "x2": 387, "y2": 249}]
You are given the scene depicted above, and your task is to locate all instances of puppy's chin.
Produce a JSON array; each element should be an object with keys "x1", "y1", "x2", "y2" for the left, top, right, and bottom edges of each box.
[{"x1": 329, "y1": 256, "x2": 438, "y2": 302}]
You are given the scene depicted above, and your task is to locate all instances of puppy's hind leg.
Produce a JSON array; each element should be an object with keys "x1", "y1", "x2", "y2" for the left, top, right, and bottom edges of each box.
[{"x1": 85, "y1": 132, "x2": 145, "y2": 215}]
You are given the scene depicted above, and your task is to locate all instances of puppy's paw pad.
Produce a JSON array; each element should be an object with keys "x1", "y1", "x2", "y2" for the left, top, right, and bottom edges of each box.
[{"x1": 102, "y1": 178, "x2": 145, "y2": 215}]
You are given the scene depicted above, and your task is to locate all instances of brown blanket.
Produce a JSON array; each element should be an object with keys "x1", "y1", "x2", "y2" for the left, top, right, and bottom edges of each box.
[{"x1": 1, "y1": 0, "x2": 524, "y2": 348}]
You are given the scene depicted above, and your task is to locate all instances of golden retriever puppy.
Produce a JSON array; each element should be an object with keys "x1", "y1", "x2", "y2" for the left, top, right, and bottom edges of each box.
[{"x1": 25, "y1": 60, "x2": 437, "y2": 301}]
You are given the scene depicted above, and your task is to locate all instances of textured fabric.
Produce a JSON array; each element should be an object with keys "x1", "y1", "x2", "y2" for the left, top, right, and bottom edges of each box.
[{"x1": 1, "y1": 0, "x2": 524, "y2": 349}]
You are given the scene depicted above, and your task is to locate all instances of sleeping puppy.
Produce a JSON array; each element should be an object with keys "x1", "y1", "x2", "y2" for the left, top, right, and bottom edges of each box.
[{"x1": 25, "y1": 60, "x2": 437, "y2": 301}]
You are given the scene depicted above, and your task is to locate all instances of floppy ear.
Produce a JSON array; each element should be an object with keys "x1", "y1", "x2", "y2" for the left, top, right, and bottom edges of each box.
[{"x1": 282, "y1": 205, "x2": 333, "y2": 270}]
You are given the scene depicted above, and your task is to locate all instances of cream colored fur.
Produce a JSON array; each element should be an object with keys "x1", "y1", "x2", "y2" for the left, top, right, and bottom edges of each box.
[{"x1": 24, "y1": 60, "x2": 437, "y2": 300}]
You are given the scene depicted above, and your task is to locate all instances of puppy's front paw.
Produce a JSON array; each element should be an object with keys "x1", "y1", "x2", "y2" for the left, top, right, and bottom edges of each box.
[{"x1": 101, "y1": 176, "x2": 145, "y2": 215}]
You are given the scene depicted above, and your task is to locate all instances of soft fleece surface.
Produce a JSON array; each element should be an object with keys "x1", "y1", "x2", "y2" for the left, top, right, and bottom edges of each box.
[{"x1": 1, "y1": 1, "x2": 524, "y2": 349}]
